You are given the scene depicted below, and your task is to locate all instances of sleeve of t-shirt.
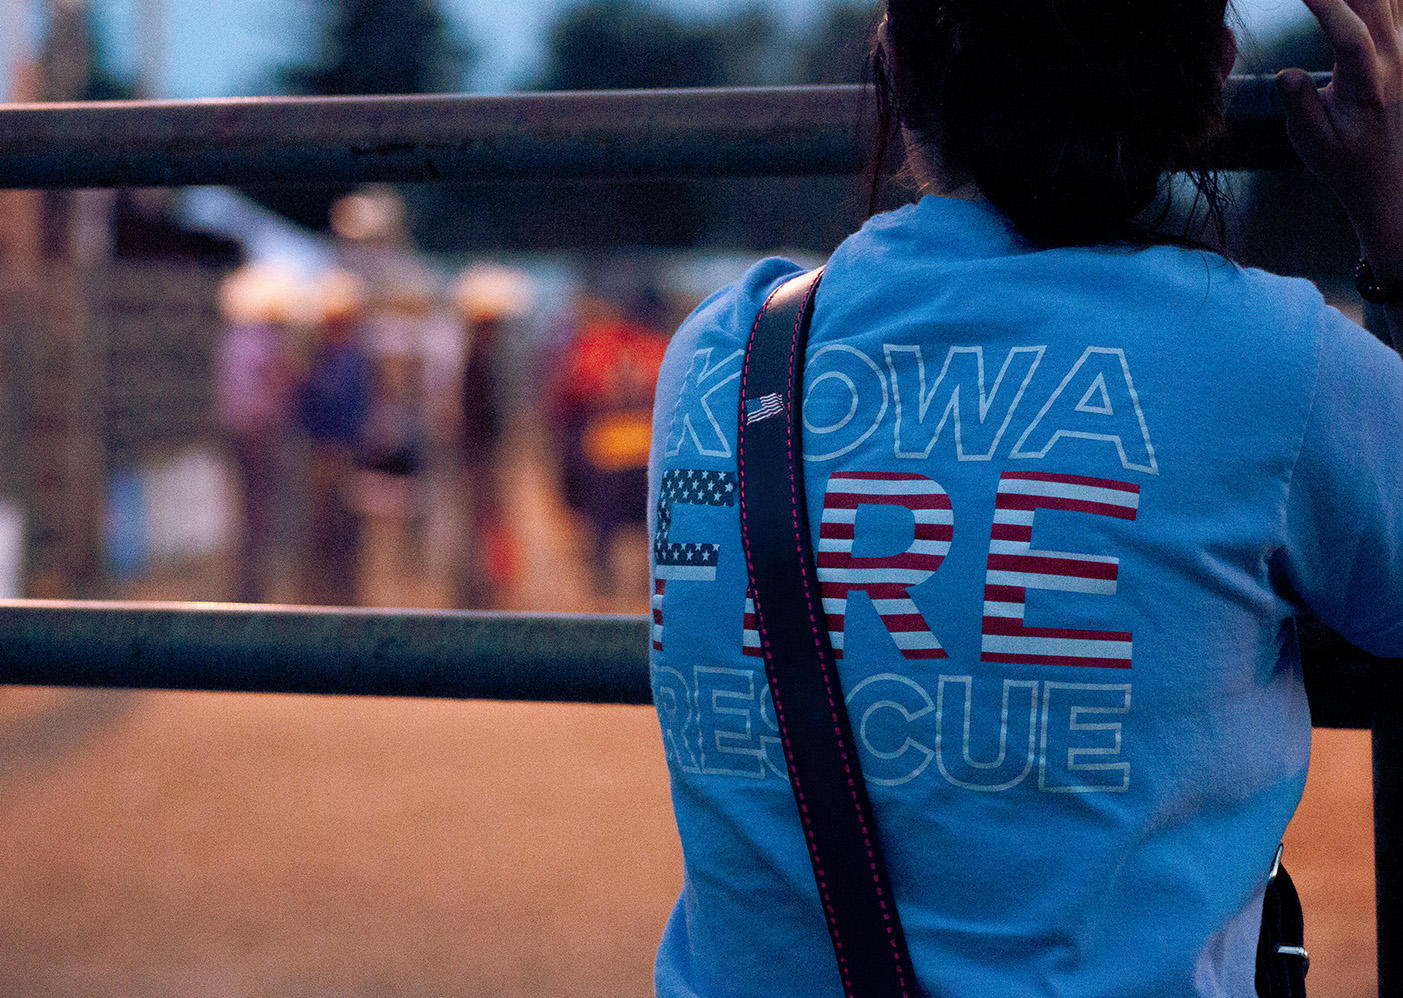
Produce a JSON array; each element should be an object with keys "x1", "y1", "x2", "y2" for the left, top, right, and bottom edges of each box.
[{"x1": 1281, "y1": 305, "x2": 1403, "y2": 656}]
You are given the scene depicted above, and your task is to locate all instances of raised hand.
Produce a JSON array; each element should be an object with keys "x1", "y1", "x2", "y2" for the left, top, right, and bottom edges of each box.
[{"x1": 1279, "y1": 0, "x2": 1403, "y2": 279}]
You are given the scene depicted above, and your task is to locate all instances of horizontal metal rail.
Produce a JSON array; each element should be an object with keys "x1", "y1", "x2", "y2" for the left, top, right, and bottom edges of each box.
[
  {"x1": 0, "y1": 601, "x2": 651, "y2": 704},
  {"x1": 1, "y1": 602, "x2": 1397, "y2": 986},
  {"x1": 0, "y1": 600, "x2": 1385, "y2": 722},
  {"x1": 0, "y1": 75, "x2": 1315, "y2": 190}
]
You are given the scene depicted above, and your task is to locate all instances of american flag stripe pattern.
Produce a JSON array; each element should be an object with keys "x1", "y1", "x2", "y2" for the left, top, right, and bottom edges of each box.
[
  {"x1": 652, "y1": 469, "x2": 737, "y2": 653},
  {"x1": 815, "y1": 471, "x2": 951, "y2": 661},
  {"x1": 744, "y1": 392, "x2": 785, "y2": 425},
  {"x1": 980, "y1": 471, "x2": 1139, "y2": 668},
  {"x1": 652, "y1": 578, "x2": 667, "y2": 652},
  {"x1": 742, "y1": 590, "x2": 762, "y2": 658}
]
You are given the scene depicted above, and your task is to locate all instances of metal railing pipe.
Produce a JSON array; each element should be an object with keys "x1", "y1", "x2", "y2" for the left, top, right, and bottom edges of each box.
[
  {"x1": 1, "y1": 601, "x2": 1396, "y2": 989},
  {"x1": 0, "y1": 600, "x2": 1386, "y2": 725},
  {"x1": 0, "y1": 601, "x2": 652, "y2": 705},
  {"x1": 0, "y1": 75, "x2": 1317, "y2": 190}
]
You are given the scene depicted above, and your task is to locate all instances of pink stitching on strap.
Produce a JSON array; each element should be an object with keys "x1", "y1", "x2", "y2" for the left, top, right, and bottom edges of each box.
[
  {"x1": 780, "y1": 274, "x2": 910, "y2": 994},
  {"x1": 738, "y1": 276, "x2": 855, "y2": 992},
  {"x1": 739, "y1": 270, "x2": 911, "y2": 996}
]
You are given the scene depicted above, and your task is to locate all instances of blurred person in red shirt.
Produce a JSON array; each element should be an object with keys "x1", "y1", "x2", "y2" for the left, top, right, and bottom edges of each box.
[{"x1": 549, "y1": 284, "x2": 669, "y2": 594}]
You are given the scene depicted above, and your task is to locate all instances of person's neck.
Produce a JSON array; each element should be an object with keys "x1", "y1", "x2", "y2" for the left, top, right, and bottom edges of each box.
[
  {"x1": 934, "y1": 181, "x2": 984, "y2": 203},
  {"x1": 901, "y1": 126, "x2": 985, "y2": 205}
]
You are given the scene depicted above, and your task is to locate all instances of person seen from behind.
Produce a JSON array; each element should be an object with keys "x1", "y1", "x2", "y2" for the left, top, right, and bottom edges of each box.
[{"x1": 647, "y1": 0, "x2": 1403, "y2": 994}]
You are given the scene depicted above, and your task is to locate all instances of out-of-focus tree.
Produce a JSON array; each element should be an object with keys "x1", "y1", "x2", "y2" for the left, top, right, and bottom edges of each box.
[
  {"x1": 279, "y1": 0, "x2": 473, "y2": 96},
  {"x1": 259, "y1": 0, "x2": 474, "y2": 231},
  {"x1": 512, "y1": 0, "x2": 785, "y2": 249},
  {"x1": 710, "y1": 5, "x2": 784, "y2": 88},
  {"x1": 535, "y1": 0, "x2": 723, "y2": 90},
  {"x1": 351, "y1": 1, "x2": 874, "y2": 251},
  {"x1": 532, "y1": 0, "x2": 879, "y2": 91},
  {"x1": 793, "y1": 3, "x2": 875, "y2": 85},
  {"x1": 533, "y1": 0, "x2": 783, "y2": 91}
]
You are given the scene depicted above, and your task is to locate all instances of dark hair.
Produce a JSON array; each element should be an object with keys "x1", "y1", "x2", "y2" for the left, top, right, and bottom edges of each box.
[{"x1": 870, "y1": 0, "x2": 1233, "y2": 248}]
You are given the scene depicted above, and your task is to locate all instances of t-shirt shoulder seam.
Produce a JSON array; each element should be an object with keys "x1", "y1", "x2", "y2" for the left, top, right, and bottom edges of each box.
[{"x1": 1278, "y1": 302, "x2": 1327, "y2": 555}]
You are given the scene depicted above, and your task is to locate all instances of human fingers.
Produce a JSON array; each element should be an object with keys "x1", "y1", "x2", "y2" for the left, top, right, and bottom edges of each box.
[
  {"x1": 1341, "y1": 0, "x2": 1399, "y2": 51},
  {"x1": 1301, "y1": 0, "x2": 1377, "y2": 62},
  {"x1": 1302, "y1": 0, "x2": 1388, "y2": 98},
  {"x1": 1302, "y1": 0, "x2": 1372, "y2": 42},
  {"x1": 1279, "y1": 68, "x2": 1337, "y2": 176}
]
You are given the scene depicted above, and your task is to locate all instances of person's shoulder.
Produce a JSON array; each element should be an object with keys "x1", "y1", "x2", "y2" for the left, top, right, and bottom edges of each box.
[
  {"x1": 1105, "y1": 248, "x2": 1340, "y2": 369},
  {"x1": 652, "y1": 258, "x2": 807, "y2": 470},
  {"x1": 656, "y1": 256, "x2": 806, "y2": 394},
  {"x1": 1193, "y1": 258, "x2": 1396, "y2": 366},
  {"x1": 1154, "y1": 253, "x2": 1403, "y2": 407},
  {"x1": 1144, "y1": 248, "x2": 1330, "y2": 324},
  {"x1": 673, "y1": 257, "x2": 808, "y2": 349}
]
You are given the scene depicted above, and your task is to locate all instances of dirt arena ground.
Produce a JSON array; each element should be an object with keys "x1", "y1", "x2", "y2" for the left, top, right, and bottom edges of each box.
[
  {"x1": 0, "y1": 690, "x2": 678, "y2": 997},
  {"x1": 0, "y1": 436, "x2": 1382, "y2": 996}
]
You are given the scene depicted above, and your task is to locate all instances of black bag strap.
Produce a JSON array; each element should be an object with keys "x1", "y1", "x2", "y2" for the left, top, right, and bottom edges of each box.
[
  {"x1": 1256, "y1": 844, "x2": 1309, "y2": 997},
  {"x1": 737, "y1": 268, "x2": 920, "y2": 998}
]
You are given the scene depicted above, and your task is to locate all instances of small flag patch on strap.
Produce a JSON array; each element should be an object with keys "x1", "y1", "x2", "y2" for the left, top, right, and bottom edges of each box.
[{"x1": 745, "y1": 392, "x2": 785, "y2": 424}]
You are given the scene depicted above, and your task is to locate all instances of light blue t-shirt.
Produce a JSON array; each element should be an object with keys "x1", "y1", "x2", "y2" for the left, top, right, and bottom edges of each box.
[{"x1": 648, "y1": 195, "x2": 1403, "y2": 996}]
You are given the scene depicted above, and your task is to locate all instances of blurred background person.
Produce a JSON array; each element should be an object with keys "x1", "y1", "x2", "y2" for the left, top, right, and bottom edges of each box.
[
  {"x1": 548, "y1": 273, "x2": 668, "y2": 594},
  {"x1": 356, "y1": 269, "x2": 436, "y2": 606},
  {"x1": 452, "y1": 263, "x2": 533, "y2": 607},
  {"x1": 329, "y1": 185, "x2": 413, "y2": 291},
  {"x1": 294, "y1": 269, "x2": 370, "y2": 606},
  {"x1": 213, "y1": 261, "x2": 298, "y2": 603}
]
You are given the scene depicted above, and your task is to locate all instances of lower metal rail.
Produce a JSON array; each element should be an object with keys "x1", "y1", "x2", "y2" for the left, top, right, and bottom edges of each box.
[
  {"x1": 0, "y1": 601, "x2": 651, "y2": 704},
  {"x1": 0, "y1": 599, "x2": 1395, "y2": 990}
]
